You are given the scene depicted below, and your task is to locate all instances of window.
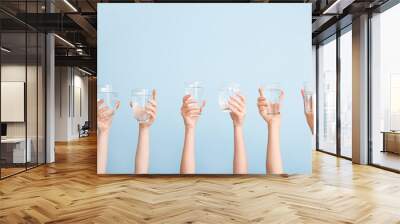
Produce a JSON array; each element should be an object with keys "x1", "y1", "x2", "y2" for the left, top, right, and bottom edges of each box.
[
  {"x1": 390, "y1": 74, "x2": 400, "y2": 130},
  {"x1": 318, "y1": 36, "x2": 337, "y2": 154},
  {"x1": 339, "y1": 28, "x2": 352, "y2": 158},
  {"x1": 371, "y1": 3, "x2": 400, "y2": 171},
  {"x1": 0, "y1": 1, "x2": 47, "y2": 179}
]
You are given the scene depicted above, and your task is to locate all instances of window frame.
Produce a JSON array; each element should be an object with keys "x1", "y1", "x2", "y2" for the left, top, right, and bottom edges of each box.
[
  {"x1": 368, "y1": 0, "x2": 400, "y2": 173},
  {"x1": 315, "y1": 24, "x2": 353, "y2": 161}
]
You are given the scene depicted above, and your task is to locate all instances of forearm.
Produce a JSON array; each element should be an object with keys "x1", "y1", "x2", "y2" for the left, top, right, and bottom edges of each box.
[
  {"x1": 307, "y1": 116, "x2": 314, "y2": 135},
  {"x1": 135, "y1": 125, "x2": 150, "y2": 174},
  {"x1": 180, "y1": 127, "x2": 196, "y2": 174},
  {"x1": 266, "y1": 122, "x2": 283, "y2": 174},
  {"x1": 97, "y1": 131, "x2": 109, "y2": 174},
  {"x1": 233, "y1": 126, "x2": 247, "y2": 174}
]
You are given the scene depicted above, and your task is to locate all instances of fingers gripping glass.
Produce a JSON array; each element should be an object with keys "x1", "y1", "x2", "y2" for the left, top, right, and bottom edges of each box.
[
  {"x1": 98, "y1": 84, "x2": 119, "y2": 113},
  {"x1": 185, "y1": 81, "x2": 204, "y2": 108},
  {"x1": 303, "y1": 82, "x2": 313, "y2": 113},
  {"x1": 264, "y1": 83, "x2": 283, "y2": 115},
  {"x1": 219, "y1": 83, "x2": 240, "y2": 112},
  {"x1": 131, "y1": 88, "x2": 151, "y2": 123}
]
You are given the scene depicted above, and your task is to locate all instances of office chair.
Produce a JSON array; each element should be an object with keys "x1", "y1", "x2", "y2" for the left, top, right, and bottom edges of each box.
[{"x1": 79, "y1": 121, "x2": 90, "y2": 138}]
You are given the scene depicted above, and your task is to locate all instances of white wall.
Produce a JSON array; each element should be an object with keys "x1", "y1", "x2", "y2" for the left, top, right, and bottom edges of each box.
[
  {"x1": 1, "y1": 82, "x2": 25, "y2": 122},
  {"x1": 71, "y1": 72, "x2": 89, "y2": 138},
  {"x1": 55, "y1": 67, "x2": 89, "y2": 141},
  {"x1": 55, "y1": 66, "x2": 69, "y2": 141}
]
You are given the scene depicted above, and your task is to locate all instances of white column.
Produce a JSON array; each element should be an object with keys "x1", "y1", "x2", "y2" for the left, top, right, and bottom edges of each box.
[
  {"x1": 46, "y1": 33, "x2": 55, "y2": 163},
  {"x1": 45, "y1": 1, "x2": 56, "y2": 163},
  {"x1": 352, "y1": 14, "x2": 369, "y2": 164}
]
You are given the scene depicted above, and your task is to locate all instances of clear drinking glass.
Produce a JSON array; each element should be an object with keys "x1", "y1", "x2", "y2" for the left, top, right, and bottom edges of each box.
[
  {"x1": 131, "y1": 88, "x2": 151, "y2": 123},
  {"x1": 219, "y1": 83, "x2": 240, "y2": 112},
  {"x1": 98, "y1": 84, "x2": 118, "y2": 111},
  {"x1": 303, "y1": 82, "x2": 314, "y2": 113},
  {"x1": 185, "y1": 81, "x2": 204, "y2": 107},
  {"x1": 264, "y1": 83, "x2": 282, "y2": 115}
]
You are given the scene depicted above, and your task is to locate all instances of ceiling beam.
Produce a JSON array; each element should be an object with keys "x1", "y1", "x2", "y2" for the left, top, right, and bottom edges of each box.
[
  {"x1": 323, "y1": 0, "x2": 356, "y2": 14},
  {"x1": 67, "y1": 13, "x2": 97, "y2": 46},
  {"x1": 55, "y1": 55, "x2": 96, "y2": 71}
]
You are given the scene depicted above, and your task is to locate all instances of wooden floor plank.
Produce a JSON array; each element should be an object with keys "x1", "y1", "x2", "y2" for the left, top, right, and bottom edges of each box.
[{"x1": 0, "y1": 135, "x2": 399, "y2": 223}]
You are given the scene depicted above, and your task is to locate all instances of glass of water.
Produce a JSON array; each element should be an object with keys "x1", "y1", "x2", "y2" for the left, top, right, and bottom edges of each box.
[
  {"x1": 219, "y1": 83, "x2": 240, "y2": 112},
  {"x1": 185, "y1": 81, "x2": 204, "y2": 107},
  {"x1": 303, "y1": 82, "x2": 314, "y2": 113},
  {"x1": 131, "y1": 88, "x2": 151, "y2": 123},
  {"x1": 264, "y1": 83, "x2": 282, "y2": 115},
  {"x1": 98, "y1": 84, "x2": 118, "y2": 111}
]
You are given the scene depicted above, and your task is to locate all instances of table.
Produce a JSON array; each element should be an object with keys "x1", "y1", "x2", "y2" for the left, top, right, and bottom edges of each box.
[
  {"x1": 381, "y1": 131, "x2": 400, "y2": 154},
  {"x1": 1, "y1": 138, "x2": 31, "y2": 163}
]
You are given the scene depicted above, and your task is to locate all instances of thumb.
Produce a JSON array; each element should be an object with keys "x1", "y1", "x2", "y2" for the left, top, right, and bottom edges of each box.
[
  {"x1": 279, "y1": 90, "x2": 285, "y2": 102},
  {"x1": 114, "y1": 101, "x2": 121, "y2": 111},
  {"x1": 258, "y1": 88, "x2": 264, "y2": 97},
  {"x1": 97, "y1": 99, "x2": 104, "y2": 109},
  {"x1": 200, "y1": 100, "x2": 206, "y2": 112},
  {"x1": 201, "y1": 100, "x2": 206, "y2": 109}
]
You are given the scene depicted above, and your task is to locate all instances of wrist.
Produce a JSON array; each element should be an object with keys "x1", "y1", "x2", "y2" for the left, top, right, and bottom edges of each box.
[
  {"x1": 98, "y1": 129, "x2": 110, "y2": 136},
  {"x1": 139, "y1": 123, "x2": 150, "y2": 130},
  {"x1": 267, "y1": 120, "x2": 280, "y2": 129},
  {"x1": 184, "y1": 121, "x2": 196, "y2": 130},
  {"x1": 233, "y1": 123, "x2": 243, "y2": 129},
  {"x1": 185, "y1": 125, "x2": 195, "y2": 132}
]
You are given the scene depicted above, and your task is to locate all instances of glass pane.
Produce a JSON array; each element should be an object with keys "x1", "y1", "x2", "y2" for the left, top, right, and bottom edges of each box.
[
  {"x1": 26, "y1": 0, "x2": 38, "y2": 168},
  {"x1": 318, "y1": 37, "x2": 337, "y2": 154},
  {"x1": 27, "y1": 31, "x2": 38, "y2": 169},
  {"x1": 371, "y1": 4, "x2": 400, "y2": 171},
  {"x1": 38, "y1": 33, "x2": 45, "y2": 165},
  {"x1": 340, "y1": 30, "x2": 352, "y2": 158},
  {"x1": 1, "y1": 32, "x2": 27, "y2": 177}
]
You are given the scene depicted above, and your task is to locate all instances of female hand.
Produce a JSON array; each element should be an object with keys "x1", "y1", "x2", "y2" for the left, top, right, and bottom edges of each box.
[
  {"x1": 140, "y1": 89, "x2": 158, "y2": 128},
  {"x1": 97, "y1": 99, "x2": 120, "y2": 134},
  {"x1": 228, "y1": 93, "x2": 246, "y2": 128},
  {"x1": 130, "y1": 90, "x2": 157, "y2": 128},
  {"x1": 181, "y1": 95, "x2": 206, "y2": 129},
  {"x1": 301, "y1": 89, "x2": 314, "y2": 134},
  {"x1": 257, "y1": 88, "x2": 284, "y2": 125}
]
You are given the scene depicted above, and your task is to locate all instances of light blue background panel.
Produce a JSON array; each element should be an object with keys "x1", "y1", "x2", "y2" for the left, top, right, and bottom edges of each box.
[{"x1": 98, "y1": 3, "x2": 312, "y2": 174}]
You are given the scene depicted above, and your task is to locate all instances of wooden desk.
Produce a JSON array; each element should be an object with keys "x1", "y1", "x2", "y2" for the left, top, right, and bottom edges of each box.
[{"x1": 382, "y1": 131, "x2": 400, "y2": 154}]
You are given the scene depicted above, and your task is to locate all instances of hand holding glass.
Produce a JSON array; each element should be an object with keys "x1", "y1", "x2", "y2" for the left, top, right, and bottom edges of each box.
[
  {"x1": 98, "y1": 84, "x2": 119, "y2": 112},
  {"x1": 97, "y1": 84, "x2": 120, "y2": 134},
  {"x1": 185, "y1": 81, "x2": 204, "y2": 108},
  {"x1": 219, "y1": 83, "x2": 240, "y2": 112},
  {"x1": 131, "y1": 88, "x2": 151, "y2": 123},
  {"x1": 264, "y1": 83, "x2": 282, "y2": 115},
  {"x1": 302, "y1": 82, "x2": 313, "y2": 113}
]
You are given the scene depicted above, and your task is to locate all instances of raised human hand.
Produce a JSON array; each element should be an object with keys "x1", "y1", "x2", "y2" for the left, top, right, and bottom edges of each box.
[
  {"x1": 97, "y1": 99, "x2": 120, "y2": 133},
  {"x1": 301, "y1": 89, "x2": 314, "y2": 134},
  {"x1": 181, "y1": 95, "x2": 206, "y2": 129},
  {"x1": 139, "y1": 89, "x2": 158, "y2": 128},
  {"x1": 228, "y1": 93, "x2": 246, "y2": 128},
  {"x1": 257, "y1": 88, "x2": 284, "y2": 125}
]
